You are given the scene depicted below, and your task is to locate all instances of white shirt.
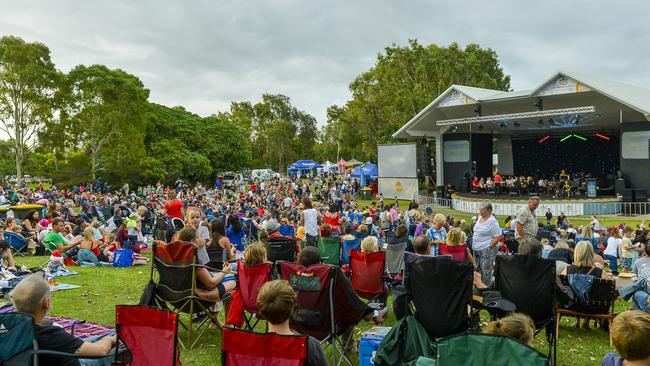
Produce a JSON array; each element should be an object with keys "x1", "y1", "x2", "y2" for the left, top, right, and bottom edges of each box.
[
  {"x1": 283, "y1": 197, "x2": 293, "y2": 208},
  {"x1": 472, "y1": 215, "x2": 502, "y2": 251},
  {"x1": 303, "y1": 208, "x2": 319, "y2": 236},
  {"x1": 604, "y1": 237, "x2": 621, "y2": 257}
]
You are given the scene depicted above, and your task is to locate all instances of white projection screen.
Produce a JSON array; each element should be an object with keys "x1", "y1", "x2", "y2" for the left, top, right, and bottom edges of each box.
[
  {"x1": 378, "y1": 143, "x2": 417, "y2": 178},
  {"x1": 378, "y1": 143, "x2": 418, "y2": 200}
]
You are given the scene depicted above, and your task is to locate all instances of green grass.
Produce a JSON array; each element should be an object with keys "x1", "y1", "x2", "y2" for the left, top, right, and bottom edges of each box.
[{"x1": 4, "y1": 254, "x2": 629, "y2": 366}]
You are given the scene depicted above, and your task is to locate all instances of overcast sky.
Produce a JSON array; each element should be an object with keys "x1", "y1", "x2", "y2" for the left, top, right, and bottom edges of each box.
[{"x1": 2, "y1": 0, "x2": 650, "y2": 125}]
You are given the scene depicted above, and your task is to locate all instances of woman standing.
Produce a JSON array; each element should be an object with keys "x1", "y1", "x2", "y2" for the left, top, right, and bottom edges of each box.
[
  {"x1": 472, "y1": 203, "x2": 503, "y2": 286},
  {"x1": 226, "y1": 215, "x2": 245, "y2": 252},
  {"x1": 604, "y1": 227, "x2": 622, "y2": 276},
  {"x1": 300, "y1": 198, "x2": 320, "y2": 247},
  {"x1": 207, "y1": 220, "x2": 233, "y2": 270}
]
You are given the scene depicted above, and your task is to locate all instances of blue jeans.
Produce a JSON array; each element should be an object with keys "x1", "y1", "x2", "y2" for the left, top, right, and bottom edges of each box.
[
  {"x1": 633, "y1": 290, "x2": 650, "y2": 312},
  {"x1": 78, "y1": 334, "x2": 115, "y2": 366},
  {"x1": 604, "y1": 254, "x2": 618, "y2": 274}
]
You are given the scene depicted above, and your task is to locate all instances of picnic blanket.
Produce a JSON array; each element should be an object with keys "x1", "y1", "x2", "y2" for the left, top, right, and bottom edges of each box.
[
  {"x1": 50, "y1": 283, "x2": 81, "y2": 292},
  {"x1": 50, "y1": 270, "x2": 79, "y2": 277},
  {"x1": 0, "y1": 305, "x2": 114, "y2": 341}
]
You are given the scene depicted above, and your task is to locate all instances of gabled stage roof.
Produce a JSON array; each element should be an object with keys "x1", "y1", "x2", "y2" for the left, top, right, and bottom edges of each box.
[{"x1": 394, "y1": 71, "x2": 650, "y2": 138}]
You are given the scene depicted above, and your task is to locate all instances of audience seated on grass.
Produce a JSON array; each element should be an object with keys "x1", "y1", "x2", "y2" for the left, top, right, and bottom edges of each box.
[
  {"x1": 11, "y1": 273, "x2": 116, "y2": 366},
  {"x1": 601, "y1": 310, "x2": 650, "y2": 366},
  {"x1": 0, "y1": 239, "x2": 16, "y2": 271}
]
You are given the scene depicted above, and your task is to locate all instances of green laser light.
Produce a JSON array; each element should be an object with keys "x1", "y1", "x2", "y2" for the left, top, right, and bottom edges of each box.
[
  {"x1": 574, "y1": 134, "x2": 586, "y2": 141},
  {"x1": 560, "y1": 134, "x2": 572, "y2": 142}
]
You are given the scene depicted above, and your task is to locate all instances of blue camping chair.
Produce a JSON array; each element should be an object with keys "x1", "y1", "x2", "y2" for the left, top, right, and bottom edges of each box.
[
  {"x1": 3, "y1": 232, "x2": 29, "y2": 256},
  {"x1": 355, "y1": 213, "x2": 364, "y2": 225},
  {"x1": 279, "y1": 225, "x2": 295, "y2": 238},
  {"x1": 341, "y1": 238, "x2": 361, "y2": 265}
]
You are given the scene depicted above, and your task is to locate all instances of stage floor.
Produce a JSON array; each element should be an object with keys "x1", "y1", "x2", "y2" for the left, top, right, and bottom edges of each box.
[{"x1": 453, "y1": 192, "x2": 619, "y2": 203}]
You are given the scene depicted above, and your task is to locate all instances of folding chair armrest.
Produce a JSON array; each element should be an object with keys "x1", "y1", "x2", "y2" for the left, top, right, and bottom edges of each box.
[{"x1": 35, "y1": 349, "x2": 108, "y2": 360}]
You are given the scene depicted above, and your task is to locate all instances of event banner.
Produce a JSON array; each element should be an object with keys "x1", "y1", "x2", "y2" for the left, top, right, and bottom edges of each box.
[
  {"x1": 451, "y1": 198, "x2": 586, "y2": 216},
  {"x1": 379, "y1": 178, "x2": 418, "y2": 201}
]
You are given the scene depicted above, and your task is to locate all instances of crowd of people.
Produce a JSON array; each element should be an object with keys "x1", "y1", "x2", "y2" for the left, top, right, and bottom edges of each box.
[{"x1": 2, "y1": 176, "x2": 650, "y2": 365}]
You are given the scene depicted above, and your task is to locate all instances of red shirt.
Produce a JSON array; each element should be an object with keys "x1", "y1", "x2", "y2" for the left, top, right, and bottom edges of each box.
[
  {"x1": 494, "y1": 175, "x2": 502, "y2": 184},
  {"x1": 472, "y1": 178, "x2": 479, "y2": 187},
  {"x1": 164, "y1": 199, "x2": 184, "y2": 219}
]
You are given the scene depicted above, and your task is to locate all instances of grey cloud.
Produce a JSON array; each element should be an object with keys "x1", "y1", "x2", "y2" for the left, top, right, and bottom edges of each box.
[{"x1": 1, "y1": 0, "x2": 650, "y2": 125}]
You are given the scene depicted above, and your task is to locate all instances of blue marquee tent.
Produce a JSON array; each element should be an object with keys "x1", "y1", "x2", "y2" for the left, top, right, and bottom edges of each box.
[
  {"x1": 350, "y1": 162, "x2": 378, "y2": 187},
  {"x1": 287, "y1": 160, "x2": 323, "y2": 176}
]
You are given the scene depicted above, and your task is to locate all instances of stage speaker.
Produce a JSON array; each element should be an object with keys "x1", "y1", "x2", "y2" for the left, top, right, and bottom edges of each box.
[
  {"x1": 622, "y1": 189, "x2": 635, "y2": 202},
  {"x1": 416, "y1": 140, "x2": 432, "y2": 179},
  {"x1": 615, "y1": 179, "x2": 626, "y2": 196}
]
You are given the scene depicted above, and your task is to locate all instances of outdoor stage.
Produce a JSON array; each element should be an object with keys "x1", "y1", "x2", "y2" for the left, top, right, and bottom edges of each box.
[{"x1": 392, "y1": 71, "x2": 650, "y2": 200}]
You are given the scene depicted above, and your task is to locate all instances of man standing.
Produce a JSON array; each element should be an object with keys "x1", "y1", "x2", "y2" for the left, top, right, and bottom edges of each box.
[
  {"x1": 545, "y1": 208, "x2": 553, "y2": 226},
  {"x1": 515, "y1": 196, "x2": 541, "y2": 243}
]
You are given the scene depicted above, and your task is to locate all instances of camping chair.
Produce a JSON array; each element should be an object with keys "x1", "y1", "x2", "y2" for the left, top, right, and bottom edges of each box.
[
  {"x1": 237, "y1": 259, "x2": 273, "y2": 329},
  {"x1": 403, "y1": 252, "x2": 474, "y2": 339},
  {"x1": 318, "y1": 237, "x2": 341, "y2": 265},
  {"x1": 385, "y1": 241, "x2": 407, "y2": 278},
  {"x1": 418, "y1": 333, "x2": 548, "y2": 366},
  {"x1": 0, "y1": 312, "x2": 107, "y2": 366},
  {"x1": 556, "y1": 275, "x2": 617, "y2": 345},
  {"x1": 277, "y1": 261, "x2": 372, "y2": 366},
  {"x1": 341, "y1": 238, "x2": 360, "y2": 265},
  {"x1": 221, "y1": 326, "x2": 308, "y2": 366},
  {"x1": 3, "y1": 231, "x2": 29, "y2": 256},
  {"x1": 438, "y1": 243, "x2": 469, "y2": 262},
  {"x1": 494, "y1": 255, "x2": 557, "y2": 365},
  {"x1": 349, "y1": 250, "x2": 386, "y2": 308},
  {"x1": 114, "y1": 305, "x2": 180, "y2": 366},
  {"x1": 265, "y1": 237, "x2": 297, "y2": 264},
  {"x1": 151, "y1": 240, "x2": 225, "y2": 349}
]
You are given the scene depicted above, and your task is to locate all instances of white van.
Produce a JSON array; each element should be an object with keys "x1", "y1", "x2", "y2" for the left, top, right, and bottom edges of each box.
[
  {"x1": 251, "y1": 169, "x2": 279, "y2": 181},
  {"x1": 219, "y1": 173, "x2": 244, "y2": 188}
]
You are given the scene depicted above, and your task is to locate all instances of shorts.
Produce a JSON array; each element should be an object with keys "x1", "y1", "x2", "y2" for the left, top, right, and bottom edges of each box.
[{"x1": 621, "y1": 257, "x2": 633, "y2": 269}]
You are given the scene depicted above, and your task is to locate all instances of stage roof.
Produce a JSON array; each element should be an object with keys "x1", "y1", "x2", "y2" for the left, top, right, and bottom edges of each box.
[{"x1": 393, "y1": 71, "x2": 650, "y2": 138}]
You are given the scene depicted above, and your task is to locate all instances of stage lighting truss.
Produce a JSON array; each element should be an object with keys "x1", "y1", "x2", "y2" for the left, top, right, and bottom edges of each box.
[{"x1": 435, "y1": 106, "x2": 596, "y2": 126}]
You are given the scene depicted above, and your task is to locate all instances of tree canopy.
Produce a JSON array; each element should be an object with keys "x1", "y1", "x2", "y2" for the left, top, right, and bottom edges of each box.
[{"x1": 0, "y1": 36, "x2": 512, "y2": 187}]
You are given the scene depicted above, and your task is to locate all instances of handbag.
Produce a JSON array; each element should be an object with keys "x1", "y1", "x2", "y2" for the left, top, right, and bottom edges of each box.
[
  {"x1": 568, "y1": 266, "x2": 596, "y2": 302},
  {"x1": 113, "y1": 249, "x2": 133, "y2": 268}
]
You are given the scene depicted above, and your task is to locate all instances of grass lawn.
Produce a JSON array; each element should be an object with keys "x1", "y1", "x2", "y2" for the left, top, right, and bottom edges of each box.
[{"x1": 3, "y1": 254, "x2": 631, "y2": 366}]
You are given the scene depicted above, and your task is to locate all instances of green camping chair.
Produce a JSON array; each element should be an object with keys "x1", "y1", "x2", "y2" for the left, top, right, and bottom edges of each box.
[
  {"x1": 419, "y1": 333, "x2": 548, "y2": 366},
  {"x1": 318, "y1": 237, "x2": 341, "y2": 265}
]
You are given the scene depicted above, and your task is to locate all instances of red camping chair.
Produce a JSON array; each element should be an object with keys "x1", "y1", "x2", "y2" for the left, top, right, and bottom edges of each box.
[
  {"x1": 349, "y1": 250, "x2": 386, "y2": 304},
  {"x1": 114, "y1": 305, "x2": 180, "y2": 366},
  {"x1": 277, "y1": 261, "x2": 372, "y2": 366},
  {"x1": 237, "y1": 259, "x2": 272, "y2": 329},
  {"x1": 439, "y1": 243, "x2": 468, "y2": 262},
  {"x1": 221, "y1": 326, "x2": 308, "y2": 366}
]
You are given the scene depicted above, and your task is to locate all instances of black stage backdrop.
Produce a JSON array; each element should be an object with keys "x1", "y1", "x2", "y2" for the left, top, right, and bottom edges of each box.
[{"x1": 512, "y1": 133, "x2": 620, "y2": 179}]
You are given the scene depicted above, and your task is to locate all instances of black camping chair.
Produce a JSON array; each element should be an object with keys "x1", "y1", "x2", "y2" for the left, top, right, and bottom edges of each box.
[
  {"x1": 265, "y1": 237, "x2": 297, "y2": 264},
  {"x1": 277, "y1": 261, "x2": 372, "y2": 366},
  {"x1": 403, "y1": 252, "x2": 474, "y2": 339},
  {"x1": 494, "y1": 255, "x2": 557, "y2": 365},
  {"x1": 151, "y1": 240, "x2": 227, "y2": 349},
  {"x1": 0, "y1": 312, "x2": 108, "y2": 366}
]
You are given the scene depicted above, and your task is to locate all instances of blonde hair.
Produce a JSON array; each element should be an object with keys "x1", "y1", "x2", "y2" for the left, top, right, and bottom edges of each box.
[
  {"x1": 485, "y1": 313, "x2": 535, "y2": 345},
  {"x1": 244, "y1": 242, "x2": 267, "y2": 266},
  {"x1": 611, "y1": 310, "x2": 650, "y2": 361},
  {"x1": 433, "y1": 213, "x2": 446, "y2": 225},
  {"x1": 357, "y1": 224, "x2": 368, "y2": 233},
  {"x1": 574, "y1": 241, "x2": 595, "y2": 267},
  {"x1": 360, "y1": 236, "x2": 379, "y2": 253},
  {"x1": 555, "y1": 241, "x2": 570, "y2": 250},
  {"x1": 541, "y1": 238, "x2": 550, "y2": 246},
  {"x1": 446, "y1": 228, "x2": 464, "y2": 246},
  {"x1": 186, "y1": 207, "x2": 202, "y2": 220},
  {"x1": 83, "y1": 226, "x2": 94, "y2": 241}
]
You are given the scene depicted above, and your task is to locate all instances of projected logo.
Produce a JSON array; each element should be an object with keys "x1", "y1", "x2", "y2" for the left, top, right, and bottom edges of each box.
[{"x1": 395, "y1": 181, "x2": 404, "y2": 193}]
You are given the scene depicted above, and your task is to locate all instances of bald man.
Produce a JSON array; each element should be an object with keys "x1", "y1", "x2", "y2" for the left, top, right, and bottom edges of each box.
[{"x1": 11, "y1": 274, "x2": 115, "y2": 366}]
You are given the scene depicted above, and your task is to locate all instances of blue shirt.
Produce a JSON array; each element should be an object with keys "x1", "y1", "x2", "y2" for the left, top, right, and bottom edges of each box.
[{"x1": 426, "y1": 227, "x2": 446, "y2": 256}]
